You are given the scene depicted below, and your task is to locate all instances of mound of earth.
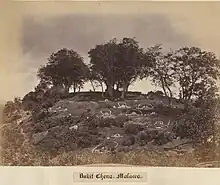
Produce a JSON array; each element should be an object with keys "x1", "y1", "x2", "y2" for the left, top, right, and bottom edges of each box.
[{"x1": 4, "y1": 96, "x2": 199, "y2": 158}]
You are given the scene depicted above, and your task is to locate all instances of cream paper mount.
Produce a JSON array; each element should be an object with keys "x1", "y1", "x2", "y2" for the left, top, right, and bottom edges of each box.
[{"x1": 1, "y1": 1, "x2": 220, "y2": 185}]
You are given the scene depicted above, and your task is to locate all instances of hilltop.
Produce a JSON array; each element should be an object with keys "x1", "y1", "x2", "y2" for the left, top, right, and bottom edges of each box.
[{"x1": 1, "y1": 91, "x2": 218, "y2": 166}]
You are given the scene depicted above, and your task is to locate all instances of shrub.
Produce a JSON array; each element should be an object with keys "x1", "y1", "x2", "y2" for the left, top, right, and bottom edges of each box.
[
  {"x1": 98, "y1": 118, "x2": 115, "y2": 128},
  {"x1": 124, "y1": 123, "x2": 144, "y2": 135},
  {"x1": 173, "y1": 108, "x2": 214, "y2": 142},
  {"x1": 154, "y1": 131, "x2": 176, "y2": 145},
  {"x1": 122, "y1": 135, "x2": 136, "y2": 146}
]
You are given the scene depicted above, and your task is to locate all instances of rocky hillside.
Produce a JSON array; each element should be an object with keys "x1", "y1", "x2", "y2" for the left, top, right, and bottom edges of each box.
[{"x1": 1, "y1": 92, "x2": 219, "y2": 166}]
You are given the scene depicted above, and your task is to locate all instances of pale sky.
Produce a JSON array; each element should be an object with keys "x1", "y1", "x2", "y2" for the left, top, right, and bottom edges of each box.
[{"x1": 1, "y1": 1, "x2": 220, "y2": 103}]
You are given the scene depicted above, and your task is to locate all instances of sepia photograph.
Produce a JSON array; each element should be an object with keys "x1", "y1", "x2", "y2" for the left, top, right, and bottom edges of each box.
[{"x1": 1, "y1": 1, "x2": 220, "y2": 167}]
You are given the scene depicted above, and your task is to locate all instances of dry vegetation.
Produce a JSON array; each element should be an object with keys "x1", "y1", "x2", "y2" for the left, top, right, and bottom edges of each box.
[{"x1": 1, "y1": 93, "x2": 220, "y2": 167}]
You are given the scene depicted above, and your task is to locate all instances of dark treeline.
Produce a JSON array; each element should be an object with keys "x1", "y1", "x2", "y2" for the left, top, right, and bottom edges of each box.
[
  {"x1": 3, "y1": 37, "x2": 220, "y2": 116},
  {"x1": 3, "y1": 37, "x2": 220, "y2": 113},
  {"x1": 21, "y1": 37, "x2": 220, "y2": 110}
]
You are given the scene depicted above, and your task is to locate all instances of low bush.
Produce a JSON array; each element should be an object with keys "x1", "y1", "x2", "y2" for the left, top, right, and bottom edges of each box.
[{"x1": 124, "y1": 123, "x2": 144, "y2": 135}]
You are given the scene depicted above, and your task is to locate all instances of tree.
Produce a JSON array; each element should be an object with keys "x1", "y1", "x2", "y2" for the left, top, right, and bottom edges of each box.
[
  {"x1": 34, "y1": 80, "x2": 50, "y2": 95},
  {"x1": 170, "y1": 46, "x2": 220, "y2": 110},
  {"x1": 116, "y1": 37, "x2": 147, "y2": 99},
  {"x1": 3, "y1": 97, "x2": 22, "y2": 122},
  {"x1": 37, "y1": 48, "x2": 88, "y2": 94},
  {"x1": 87, "y1": 69, "x2": 105, "y2": 96},
  {"x1": 141, "y1": 44, "x2": 175, "y2": 105},
  {"x1": 88, "y1": 39, "x2": 119, "y2": 98},
  {"x1": 193, "y1": 78, "x2": 219, "y2": 107},
  {"x1": 88, "y1": 37, "x2": 148, "y2": 99},
  {"x1": 3, "y1": 101, "x2": 16, "y2": 116}
]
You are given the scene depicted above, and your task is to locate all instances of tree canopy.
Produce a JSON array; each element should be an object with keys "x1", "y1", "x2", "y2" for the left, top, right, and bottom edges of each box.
[
  {"x1": 170, "y1": 47, "x2": 220, "y2": 109},
  {"x1": 88, "y1": 37, "x2": 150, "y2": 98},
  {"x1": 37, "y1": 48, "x2": 88, "y2": 94},
  {"x1": 26, "y1": 38, "x2": 220, "y2": 107},
  {"x1": 143, "y1": 44, "x2": 175, "y2": 103}
]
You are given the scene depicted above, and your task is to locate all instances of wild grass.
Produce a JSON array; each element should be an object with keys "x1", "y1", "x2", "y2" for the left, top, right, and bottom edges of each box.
[
  {"x1": 1, "y1": 99, "x2": 220, "y2": 167},
  {"x1": 1, "y1": 141, "x2": 220, "y2": 167}
]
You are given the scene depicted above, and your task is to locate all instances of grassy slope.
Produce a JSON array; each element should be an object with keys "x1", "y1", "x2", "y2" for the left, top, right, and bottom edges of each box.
[{"x1": 0, "y1": 93, "x2": 219, "y2": 167}]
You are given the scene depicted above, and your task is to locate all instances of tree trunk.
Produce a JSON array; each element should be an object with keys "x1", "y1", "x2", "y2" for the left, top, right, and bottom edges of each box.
[
  {"x1": 116, "y1": 84, "x2": 119, "y2": 91},
  {"x1": 183, "y1": 98, "x2": 189, "y2": 111},
  {"x1": 121, "y1": 82, "x2": 129, "y2": 99},
  {"x1": 166, "y1": 86, "x2": 173, "y2": 106},
  {"x1": 183, "y1": 92, "x2": 193, "y2": 111},
  {"x1": 90, "y1": 80, "x2": 96, "y2": 92},
  {"x1": 161, "y1": 78, "x2": 168, "y2": 97},
  {"x1": 73, "y1": 83, "x2": 76, "y2": 93},
  {"x1": 100, "y1": 82, "x2": 104, "y2": 97},
  {"x1": 64, "y1": 84, "x2": 70, "y2": 95},
  {"x1": 167, "y1": 96, "x2": 172, "y2": 106},
  {"x1": 106, "y1": 83, "x2": 114, "y2": 98},
  {"x1": 126, "y1": 85, "x2": 129, "y2": 92},
  {"x1": 121, "y1": 90, "x2": 125, "y2": 99}
]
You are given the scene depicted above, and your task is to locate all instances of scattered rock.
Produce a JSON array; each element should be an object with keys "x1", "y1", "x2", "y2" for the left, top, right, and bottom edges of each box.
[
  {"x1": 69, "y1": 125, "x2": 78, "y2": 130},
  {"x1": 4, "y1": 97, "x2": 204, "y2": 157},
  {"x1": 150, "y1": 112, "x2": 157, "y2": 116},
  {"x1": 111, "y1": 133, "x2": 123, "y2": 138}
]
